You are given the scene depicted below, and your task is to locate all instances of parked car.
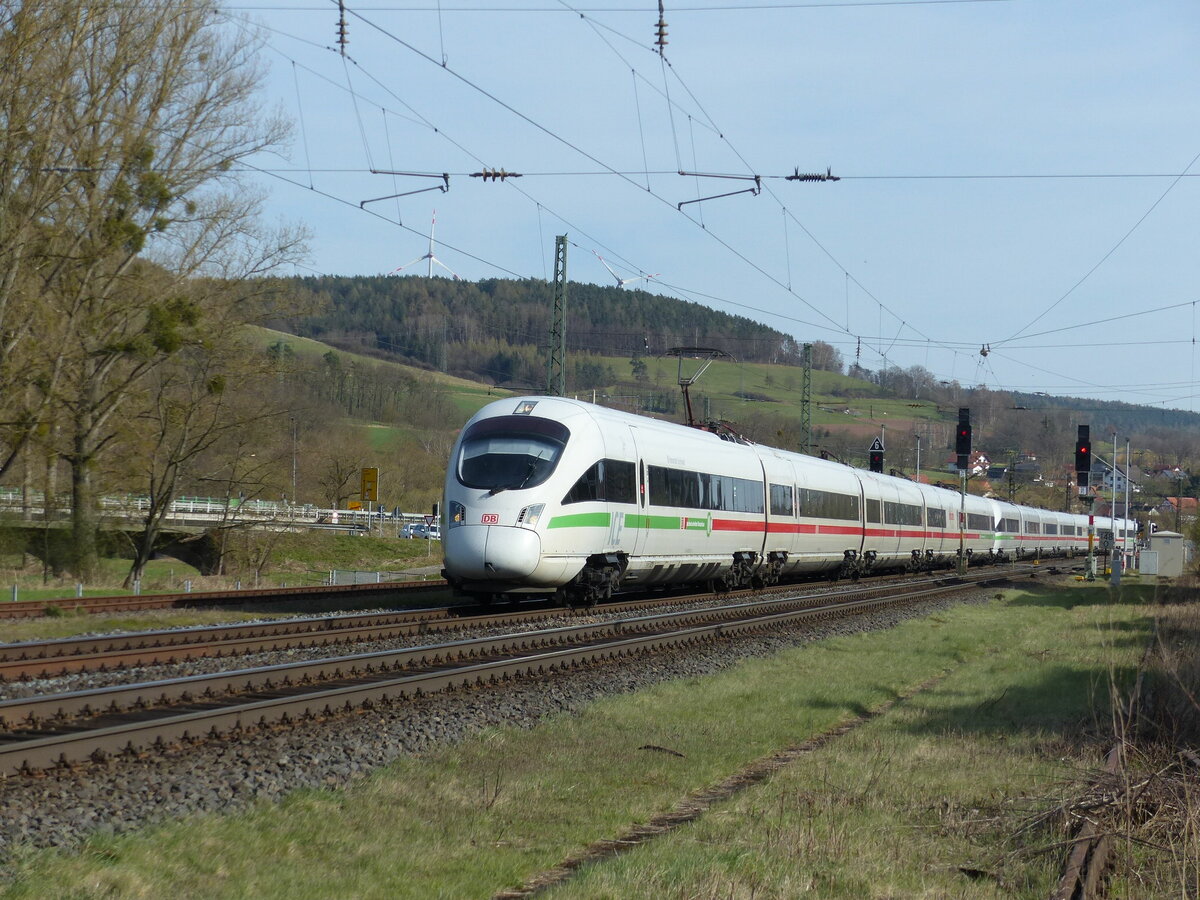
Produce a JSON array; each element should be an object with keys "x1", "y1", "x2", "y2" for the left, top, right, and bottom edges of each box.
[{"x1": 401, "y1": 522, "x2": 441, "y2": 540}]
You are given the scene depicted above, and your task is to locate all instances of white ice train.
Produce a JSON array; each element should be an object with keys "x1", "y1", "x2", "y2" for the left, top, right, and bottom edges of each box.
[{"x1": 442, "y1": 397, "x2": 1134, "y2": 605}]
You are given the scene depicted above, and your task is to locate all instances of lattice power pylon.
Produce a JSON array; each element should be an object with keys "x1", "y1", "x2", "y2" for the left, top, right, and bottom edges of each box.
[
  {"x1": 546, "y1": 235, "x2": 568, "y2": 396},
  {"x1": 801, "y1": 343, "x2": 813, "y2": 454}
]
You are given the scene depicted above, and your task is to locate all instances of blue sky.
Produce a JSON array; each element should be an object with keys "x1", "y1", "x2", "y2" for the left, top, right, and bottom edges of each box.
[{"x1": 230, "y1": 1, "x2": 1199, "y2": 408}]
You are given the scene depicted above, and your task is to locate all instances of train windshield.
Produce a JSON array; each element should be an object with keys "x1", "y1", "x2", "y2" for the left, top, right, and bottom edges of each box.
[{"x1": 457, "y1": 415, "x2": 570, "y2": 492}]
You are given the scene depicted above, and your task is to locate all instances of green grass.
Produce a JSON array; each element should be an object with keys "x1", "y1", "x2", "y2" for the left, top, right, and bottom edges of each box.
[
  {"x1": 248, "y1": 325, "x2": 944, "y2": 437},
  {"x1": 0, "y1": 582, "x2": 1152, "y2": 898},
  {"x1": 267, "y1": 532, "x2": 441, "y2": 573},
  {"x1": 0, "y1": 608, "x2": 298, "y2": 644}
]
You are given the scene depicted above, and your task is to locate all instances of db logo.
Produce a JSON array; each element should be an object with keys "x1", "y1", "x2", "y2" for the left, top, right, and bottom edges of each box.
[{"x1": 481, "y1": 514, "x2": 500, "y2": 525}]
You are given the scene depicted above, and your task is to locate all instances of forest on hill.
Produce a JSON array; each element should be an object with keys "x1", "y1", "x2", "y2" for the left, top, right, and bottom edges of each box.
[
  {"x1": 274, "y1": 274, "x2": 844, "y2": 389},
  {"x1": 272, "y1": 274, "x2": 1200, "y2": 436}
]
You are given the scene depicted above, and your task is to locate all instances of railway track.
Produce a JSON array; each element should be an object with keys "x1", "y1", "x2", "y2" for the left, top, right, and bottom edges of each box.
[
  {"x1": 0, "y1": 566, "x2": 1053, "y2": 682},
  {"x1": 0, "y1": 566, "x2": 1032, "y2": 777},
  {"x1": 0, "y1": 578, "x2": 450, "y2": 620}
]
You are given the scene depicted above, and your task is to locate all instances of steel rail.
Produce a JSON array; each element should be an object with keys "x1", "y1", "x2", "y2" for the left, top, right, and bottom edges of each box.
[
  {"x1": 0, "y1": 567, "x2": 1048, "y2": 681},
  {"x1": 0, "y1": 588, "x2": 930, "y2": 729},
  {"x1": 0, "y1": 570, "x2": 1021, "y2": 776},
  {"x1": 0, "y1": 579, "x2": 450, "y2": 620}
]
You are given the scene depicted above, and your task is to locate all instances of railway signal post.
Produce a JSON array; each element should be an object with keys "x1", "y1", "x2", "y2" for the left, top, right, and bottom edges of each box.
[
  {"x1": 1076, "y1": 426, "x2": 1095, "y2": 580},
  {"x1": 956, "y1": 408, "x2": 971, "y2": 576}
]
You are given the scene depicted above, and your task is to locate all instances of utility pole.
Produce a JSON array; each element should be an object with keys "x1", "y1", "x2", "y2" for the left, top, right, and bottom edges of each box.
[
  {"x1": 1111, "y1": 431, "x2": 1121, "y2": 586},
  {"x1": 800, "y1": 343, "x2": 812, "y2": 455},
  {"x1": 290, "y1": 417, "x2": 297, "y2": 504},
  {"x1": 546, "y1": 235, "x2": 567, "y2": 396}
]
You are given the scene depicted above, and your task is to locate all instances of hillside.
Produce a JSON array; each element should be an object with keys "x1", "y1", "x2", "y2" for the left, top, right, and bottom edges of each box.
[
  {"x1": 271, "y1": 275, "x2": 836, "y2": 388},
  {"x1": 259, "y1": 276, "x2": 1200, "y2": 513}
]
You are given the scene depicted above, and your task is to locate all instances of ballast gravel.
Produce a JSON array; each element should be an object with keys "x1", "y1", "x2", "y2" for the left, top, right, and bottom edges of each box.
[{"x1": 0, "y1": 589, "x2": 998, "y2": 865}]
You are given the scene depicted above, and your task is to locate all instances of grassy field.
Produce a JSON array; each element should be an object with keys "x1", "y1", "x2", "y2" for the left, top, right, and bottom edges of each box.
[
  {"x1": 246, "y1": 324, "x2": 945, "y2": 444},
  {"x1": 0, "y1": 532, "x2": 445, "y2": 617},
  {"x1": 0, "y1": 581, "x2": 1165, "y2": 898}
]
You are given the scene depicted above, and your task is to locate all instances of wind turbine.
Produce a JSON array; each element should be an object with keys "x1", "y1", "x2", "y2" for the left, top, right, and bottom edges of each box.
[
  {"x1": 390, "y1": 210, "x2": 460, "y2": 279},
  {"x1": 592, "y1": 250, "x2": 658, "y2": 288}
]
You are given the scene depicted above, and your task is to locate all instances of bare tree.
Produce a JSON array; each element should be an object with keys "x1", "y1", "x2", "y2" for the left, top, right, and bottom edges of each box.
[
  {"x1": 121, "y1": 337, "x2": 287, "y2": 586},
  {"x1": 311, "y1": 428, "x2": 377, "y2": 510},
  {"x1": 1, "y1": 0, "x2": 305, "y2": 575}
]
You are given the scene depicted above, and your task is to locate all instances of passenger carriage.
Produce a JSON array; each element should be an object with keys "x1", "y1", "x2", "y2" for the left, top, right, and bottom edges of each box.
[{"x1": 443, "y1": 397, "x2": 1129, "y2": 605}]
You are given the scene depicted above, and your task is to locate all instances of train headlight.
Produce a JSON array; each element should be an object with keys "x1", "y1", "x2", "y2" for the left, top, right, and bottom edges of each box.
[
  {"x1": 518, "y1": 503, "x2": 545, "y2": 527},
  {"x1": 449, "y1": 501, "x2": 466, "y2": 526}
]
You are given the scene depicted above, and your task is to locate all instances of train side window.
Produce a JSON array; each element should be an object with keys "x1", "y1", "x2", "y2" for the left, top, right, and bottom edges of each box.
[
  {"x1": 605, "y1": 460, "x2": 636, "y2": 504},
  {"x1": 927, "y1": 507, "x2": 946, "y2": 528},
  {"x1": 865, "y1": 498, "x2": 881, "y2": 523},
  {"x1": 798, "y1": 488, "x2": 859, "y2": 520},
  {"x1": 967, "y1": 512, "x2": 993, "y2": 531},
  {"x1": 648, "y1": 464, "x2": 763, "y2": 513},
  {"x1": 734, "y1": 479, "x2": 765, "y2": 514},
  {"x1": 562, "y1": 459, "x2": 637, "y2": 505},
  {"x1": 769, "y1": 483, "x2": 794, "y2": 516},
  {"x1": 883, "y1": 501, "x2": 922, "y2": 526},
  {"x1": 563, "y1": 462, "x2": 602, "y2": 504}
]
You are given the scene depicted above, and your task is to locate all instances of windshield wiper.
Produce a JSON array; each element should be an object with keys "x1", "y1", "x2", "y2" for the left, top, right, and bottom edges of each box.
[
  {"x1": 487, "y1": 461, "x2": 538, "y2": 496},
  {"x1": 516, "y1": 460, "x2": 538, "y2": 489}
]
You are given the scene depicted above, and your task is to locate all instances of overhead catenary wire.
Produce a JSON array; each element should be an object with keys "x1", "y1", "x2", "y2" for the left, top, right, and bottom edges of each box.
[
  {"x1": 338, "y1": 1, "x2": 854, "y2": 340},
  {"x1": 994, "y1": 148, "x2": 1200, "y2": 349},
  {"x1": 241, "y1": 4, "x2": 1190, "y2": 407},
  {"x1": 290, "y1": 61, "x2": 316, "y2": 189},
  {"x1": 268, "y1": 7, "x2": 1179, "y2": 370}
]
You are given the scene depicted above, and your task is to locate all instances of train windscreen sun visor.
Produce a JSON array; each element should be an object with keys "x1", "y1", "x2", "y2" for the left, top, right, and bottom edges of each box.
[{"x1": 458, "y1": 415, "x2": 570, "y2": 492}]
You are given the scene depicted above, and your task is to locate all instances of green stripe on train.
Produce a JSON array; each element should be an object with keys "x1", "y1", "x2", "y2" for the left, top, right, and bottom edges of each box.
[
  {"x1": 547, "y1": 512, "x2": 612, "y2": 529},
  {"x1": 625, "y1": 514, "x2": 688, "y2": 530},
  {"x1": 548, "y1": 513, "x2": 691, "y2": 530}
]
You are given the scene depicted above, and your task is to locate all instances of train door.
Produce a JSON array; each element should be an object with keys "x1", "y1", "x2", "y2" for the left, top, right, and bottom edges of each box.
[{"x1": 614, "y1": 423, "x2": 649, "y2": 559}]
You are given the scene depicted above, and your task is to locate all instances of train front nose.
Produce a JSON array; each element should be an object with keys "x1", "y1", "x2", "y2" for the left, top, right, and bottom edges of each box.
[{"x1": 444, "y1": 525, "x2": 542, "y2": 581}]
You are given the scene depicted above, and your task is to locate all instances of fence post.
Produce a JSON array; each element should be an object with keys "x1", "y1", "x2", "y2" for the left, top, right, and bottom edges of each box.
[
  {"x1": 10, "y1": 585, "x2": 16, "y2": 603},
  {"x1": 76, "y1": 583, "x2": 83, "y2": 598}
]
